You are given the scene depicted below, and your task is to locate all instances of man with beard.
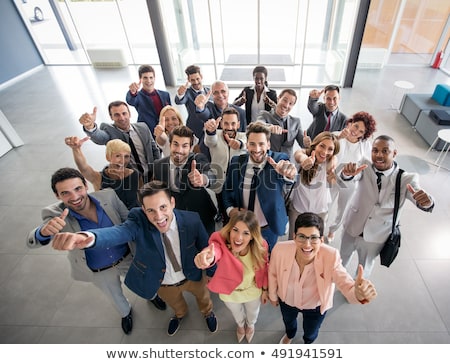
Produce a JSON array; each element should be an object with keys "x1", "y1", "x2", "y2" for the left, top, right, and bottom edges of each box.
[
  {"x1": 27, "y1": 168, "x2": 166, "y2": 336},
  {"x1": 204, "y1": 107, "x2": 247, "y2": 225},
  {"x1": 257, "y1": 88, "x2": 305, "y2": 160},
  {"x1": 339, "y1": 135, "x2": 434, "y2": 278},
  {"x1": 153, "y1": 125, "x2": 218, "y2": 235},
  {"x1": 222, "y1": 121, "x2": 297, "y2": 251}
]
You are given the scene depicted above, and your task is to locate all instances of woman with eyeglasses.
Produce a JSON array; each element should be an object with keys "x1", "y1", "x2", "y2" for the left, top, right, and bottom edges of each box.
[{"x1": 268, "y1": 212, "x2": 377, "y2": 344}]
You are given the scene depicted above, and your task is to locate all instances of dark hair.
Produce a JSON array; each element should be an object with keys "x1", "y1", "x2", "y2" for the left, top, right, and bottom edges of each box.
[
  {"x1": 185, "y1": 65, "x2": 201, "y2": 76},
  {"x1": 294, "y1": 212, "x2": 324, "y2": 237},
  {"x1": 138, "y1": 64, "x2": 155, "y2": 78},
  {"x1": 279, "y1": 88, "x2": 297, "y2": 103},
  {"x1": 169, "y1": 125, "x2": 195, "y2": 146},
  {"x1": 246, "y1": 121, "x2": 271, "y2": 140},
  {"x1": 324, "y1": 84, "x2": 340, "y2": 93},
  {"x1": 221, "y1": 106, "x2": 240, "y2": 121},
  {"x1": 108, "y1": 100, "x2": 130, "y2": 117},
  {"x1": 51, "y1": 168, "x2": 87, "y2": 193},
  {"x1": 252, "y1": 65, "x2": 268, "y2": 86},
  {"x1": 347, "y1": 111, "x2": 377, "y2": 140},
  {"x1": 138, "y1": 180, "x2": 171, "y2": 206},
  {"x1": 374, "y1": 134, "x2": 396, "y2": 149}
]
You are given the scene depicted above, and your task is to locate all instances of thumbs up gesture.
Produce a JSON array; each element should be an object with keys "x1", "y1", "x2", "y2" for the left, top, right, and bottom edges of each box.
[
  {"x1": 303, "y1": 130, "x2": 311, "y2": 148},
  {"x1": 188, "y1": 159, "x2": 206, "y2": 187},
  {"x1": 79, "y1": 106, "x2": 97, "y2": 130},
  {"x1": 194, "y1": 89, "x2": 212, "y2": 110},
  {"x1": 129, "y1": 80, "x2": 141, "y2": 95},
  {"x1": 177, "y1": 81, "x2": 190, "y2": 96},
  {"x1": 40, "y1": 208, "x2": 69, "y2": 237},
  {"x1": 354, "y1": 264, "x2": 377, "y2": 303},
  {"x1": 204, "y1": 117, "x2": 221, "y2": 133},
  {"x1": 65, "y1": 136, "x2": 90, "y2": 149},
  {"x1": 407, "y1": 184, "x2": 432, "y2": 208},
  {"x1": 194, "y1": 244, "x2": 215, "y2": 269},
  {"x1": 342, "y1": 162, "x2": 368, "y2": 176},
  {"x1": 301, "y1": 150, "x2": 316, "y2": 171}
]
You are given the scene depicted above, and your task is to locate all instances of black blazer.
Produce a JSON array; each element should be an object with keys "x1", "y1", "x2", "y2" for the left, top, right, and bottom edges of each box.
[{"x1": 235, "y1": 86, "x2": 278, "y2": 125}]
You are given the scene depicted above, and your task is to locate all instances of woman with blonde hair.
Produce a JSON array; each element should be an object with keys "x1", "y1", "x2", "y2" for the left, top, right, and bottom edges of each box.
[
  {"x1": 194, "y1": 210, "x2": 269, "y2": 343},
  {"x1": 65, "y1": 136, "x2": 141, "y2": 209},
  {"x1": 287, "y1": 131, "x2": 340, "y2": 238},
  {"x1": 154, "y1": 105, "x2": 199, "y2": 157}
]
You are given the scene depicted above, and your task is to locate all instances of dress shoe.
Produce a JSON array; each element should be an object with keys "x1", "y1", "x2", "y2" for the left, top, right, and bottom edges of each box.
[
  {"x1": 149, "y1": 294, "x2": 167, "y2": 310},
  {"x1": 121, "y1": 309, "x2": 133, "y2": 335},
  {"x1": 168, "y1": 316, "x2": 183, "y2": 336},
  {"x1": 245, "y1": 325, "x2": 255, "y2": 343},
  {"x1": 236, "y1": 325, "x2": 245, "y2": 343},
  {"x1": 205, "y1": 311, "x2": 218, "y2": 333},
  {"x1": 279, "y1": 333, "x2": 292, "y2": 344}
]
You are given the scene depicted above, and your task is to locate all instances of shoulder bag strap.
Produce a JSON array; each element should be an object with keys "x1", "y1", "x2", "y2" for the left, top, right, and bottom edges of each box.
[{"x1": 391, "y1": 169, "x2": 404, "y2": 234}]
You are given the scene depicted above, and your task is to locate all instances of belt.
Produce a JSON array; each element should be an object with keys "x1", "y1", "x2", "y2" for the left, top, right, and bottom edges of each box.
[
  {"x1": 91, "y1": 248, "x2": 130, "y2": 273},
  {"x1": 260, "y1": 225, "x2": 269, "y2": 230},
  {"x1": 160, "y1": 279, "x2": 187, "y2": 287}
]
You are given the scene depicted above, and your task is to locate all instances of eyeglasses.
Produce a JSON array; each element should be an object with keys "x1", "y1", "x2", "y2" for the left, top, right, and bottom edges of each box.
[{"x1": 295, "y1": 233, "x2": 321, "y2": 244}]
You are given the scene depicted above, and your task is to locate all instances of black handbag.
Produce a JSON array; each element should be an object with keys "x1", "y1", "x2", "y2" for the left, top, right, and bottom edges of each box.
[{"x1": 379, "y1": 169, "x2": 404, "y2": 267}]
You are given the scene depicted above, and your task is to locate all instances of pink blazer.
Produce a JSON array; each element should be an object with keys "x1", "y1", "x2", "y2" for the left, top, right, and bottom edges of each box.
[
  {"x1": 206, "y1": 232, "x2": 269, "y2": 295},
  {"x1": 268, "y1": 240, "x2": 360, "y2": 314}
]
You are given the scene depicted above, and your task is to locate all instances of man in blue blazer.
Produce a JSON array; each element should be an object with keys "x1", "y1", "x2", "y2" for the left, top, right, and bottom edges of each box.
[
  {"x1": 52, "y1": 180, "x2": 218, "y2": 337},
  {"x1": 127, "y1": 64, "x2": 171, "y2": 135},
  {"x1": 222, "y1": 121, "x2": 297, "y2": 251}
]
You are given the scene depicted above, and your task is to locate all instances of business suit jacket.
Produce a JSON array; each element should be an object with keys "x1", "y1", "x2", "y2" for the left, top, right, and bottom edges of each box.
[
  {"x1": 222, "y1": 150, "x2": 291, "y2": 236},
  {"x1": 153, "y1": 153, "x2": 218, "y2": 234},
  {"x1": 126, "y1": 89, "x2": 171, "y2": 134},
  {"x1": 175, "y1": 86, "x2": 211, "y2": 138},
  {"x1": 257, "y1": 110, "x2": 304, "y2": 158},
  {"x1": 206, "y1": 231, "x2": 268, "y2": 295},
  {"x1": 306, "y1": 97, "x2": 347, "y2": 140},
  {"x1": 234, "y1": 86, "x2": 277, "y2": 125},
  {"x1": 268, "y1": 240, "x2": 360, "y2": 314},
  {"x1": 88, "y1": 208, "x2": 214, "y2": 299},
  {"x1": 27, "y1": 189, "x2": 130, "y2": 282},
  {"x1": 84, "y1": 122, "x2": 160, "y2": 178},
  {"x1": 341, "y1": 159, "x2": 433, "y2": 243}
]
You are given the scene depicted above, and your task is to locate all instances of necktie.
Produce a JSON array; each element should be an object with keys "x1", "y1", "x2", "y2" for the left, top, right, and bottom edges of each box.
[
  {"x1": 162, "y1": 233, "x2": 181, "y2": 272},
  {"x1": 376, "y1": 172, "x2": 384, "y2": 192},
  {"x1": 247, "y1": 167, "x2": 260, "y2": 211},
  {"x1": 174, "y1": 167, "x2": 181, "y2": 190},
  {"x1": 324, "y1": 111, "x2": 332, "y2": 131},
  {"x1": 126, "y1": 132, "x2": 144, "y2": 174}
]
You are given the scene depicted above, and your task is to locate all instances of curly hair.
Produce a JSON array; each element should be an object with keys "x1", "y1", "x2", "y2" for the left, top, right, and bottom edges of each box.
[{"x1": 346, "y1": 111, "x2": 377, "y2": 140}]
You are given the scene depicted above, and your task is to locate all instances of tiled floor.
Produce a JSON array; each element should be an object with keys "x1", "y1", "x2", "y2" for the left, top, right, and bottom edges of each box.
[{"x1": 0, "y1": 64, "x2": 449, "y2": 345}]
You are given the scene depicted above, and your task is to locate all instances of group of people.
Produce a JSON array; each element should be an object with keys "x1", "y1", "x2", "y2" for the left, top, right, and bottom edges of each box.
[{"x1": 27, "y1": 63, "x2": 434, "y2": 344}]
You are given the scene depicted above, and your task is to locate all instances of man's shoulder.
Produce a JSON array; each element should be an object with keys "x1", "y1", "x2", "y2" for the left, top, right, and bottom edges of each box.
[{"x1": 132, "y1": 122, "x2": 151, "y2": 132}]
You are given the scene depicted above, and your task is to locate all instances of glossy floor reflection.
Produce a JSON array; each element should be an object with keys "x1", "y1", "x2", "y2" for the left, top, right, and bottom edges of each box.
[{"x1": 0, "y1": 65, "x2": 449, "y2": 344}]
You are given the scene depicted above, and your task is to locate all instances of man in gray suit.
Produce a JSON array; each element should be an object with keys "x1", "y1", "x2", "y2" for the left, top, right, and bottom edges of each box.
[
  {"x1": 27, "y1": 168, "x2": 166, "y2": 335},
  {"x1": 79, "y1": 100, "x2": 160, "y2": 182},
  {"x1": 339, "y1": 135, "x2": 434, "y2": 278}
]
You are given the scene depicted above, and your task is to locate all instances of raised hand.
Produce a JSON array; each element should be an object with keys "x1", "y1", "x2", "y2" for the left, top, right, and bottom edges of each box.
[
  {"x1": 177, "y1": 81, "x2": 190, "y2": 96},
  {"x1": 264, "y1": 95, "x2": 276, "y2": 109},
  {"x1": 188, "y1": 160, "x2": 206, "y2": 187},
  {"x1": 129, "y1": 80, "x2": 141, "y2": 95},
  {"x1": 236, "y1": 91, "x2": 246, "y2": 106},
  {"x1": 79, "y1": 106, "x2": 97, "y2": 129},
  {"x1": 267, "y1": 157, "x2": 297, "y2": 180},
  {"x1": 303, "y1": 130, "x2": 311, "y2": 148},
  {"x1": 301, "y1": 150, "x2": 316, "y2": 171},
  {"x1": 194, "y1": 89, "x2": 212, "y2": 110},
  {"x1": 342, "y1": 162, "x2": 368, "y2": 176},
  {"x1": 52, "y1": 232, "x2": 94, "y2": 251},
  {"x1": 65, "y1": 136, "x2": 90, "y2": 149},
  {"x1": 309, "y1": 88, "x2": 324, "y2": 99},
  {"x1": 40, "y1": 208, "x2": 69, "y2": 237},
  {"x1": 194, "y1": 244, "x2": 215, "y2": 269},
  {"x1": 338, "y1": 126, "x2": 351, "y2": 140},
  {"x1": 204, "y1": 117, "x2": 220, "y2": 133},
  {"x1": 354, "y1": 264, "x2": 377, "y2": 303},
  {"x1": 154, "y1": 117, "x2": 166, "y2": 138},
  {"x1": 224, "y1": 133, "x2": 241, "y2": 150},
  {"x1": 407, "y1": 184, "x2": 432, "y2": 207},
  {"x1": 269, "y1": 124, "x2": 288, "y2": 135}
]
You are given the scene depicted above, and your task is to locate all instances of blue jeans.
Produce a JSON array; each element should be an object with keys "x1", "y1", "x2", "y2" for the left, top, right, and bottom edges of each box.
[{"x1": 279, "y1": 299, "x2": 326, "y2": 344}]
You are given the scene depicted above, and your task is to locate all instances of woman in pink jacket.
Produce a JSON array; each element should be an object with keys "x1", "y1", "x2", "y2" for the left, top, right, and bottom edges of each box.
[
  {"x1": 194, "y1": 210, "x2": 269, "y2": 343},
  {"x1": 269, "y1": 212, "x2": 377, "y2": 344}
]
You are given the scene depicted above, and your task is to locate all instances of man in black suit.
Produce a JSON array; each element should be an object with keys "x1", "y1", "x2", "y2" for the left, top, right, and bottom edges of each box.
[{"x1": 153, "y1": 125, "x2": 217, "y2": 235}]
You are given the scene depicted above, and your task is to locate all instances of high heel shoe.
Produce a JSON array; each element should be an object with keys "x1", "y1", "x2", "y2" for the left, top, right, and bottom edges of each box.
[
  {"x1": 236, "y1": 325, "x2": 245, "y2": 343},
  {"x1": 245, "y1": 325, "x2": 255, "y2": 343}
]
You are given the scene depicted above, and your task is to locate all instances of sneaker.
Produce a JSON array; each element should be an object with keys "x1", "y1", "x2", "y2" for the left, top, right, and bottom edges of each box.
[
  {"x1": 205, "y1": 312, "x2": 218, "y2": 333},
  {"x1": 167, "y1": 316, "x2": 183, "y2": 336}
]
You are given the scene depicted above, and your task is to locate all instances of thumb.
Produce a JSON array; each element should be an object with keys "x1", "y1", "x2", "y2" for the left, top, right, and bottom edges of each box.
[
  {"x1": 185, "y1": 81, "x2": 190, "y2": 88},
  {"x1": 80, "y1": 136, "x2": 90, "y2": 144},
  {"x1": 407, "y1": 183, "x2": 416, "y2": 195},
  {"x1": 356, "y1": 264, "x2": 364, "y2": 284},
  {"x1": 310, "y1": 150, "x2": 316, "y2": 161},
  {"x1": 267, "y1": 156, "x2": 276, "y2": 167},
  {"x1": 92, "y1": 106, "x2": 97, "y2": 116},
  {"x1": 223, "y1": 133, "x2": 231, "y2": 143},
  {"x1": 216, "y1": 116, "x2": 222, "y2": 127},
  {"x1": 303, "y1": 130, "x2": 308, "y2": 138},
  {"x1": 191, "y1": 159, "x2": 197, "y2": 172},
  {"x1": 206, "y1": 89, "x2": 212, "y2": 98},
  {"x1": 210, "y1": 243, "x2": 215, "y2": 258},
  {"x1": 356, "y1": 164, "x2": 369, "y2": 173},
  {"x1": 60, "y1": 208, "x2": 69, "y2": 220}
]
